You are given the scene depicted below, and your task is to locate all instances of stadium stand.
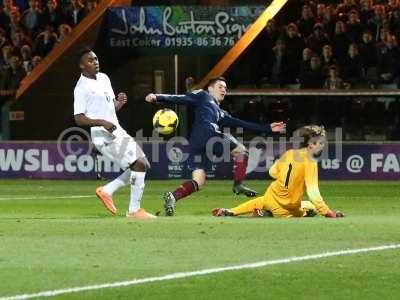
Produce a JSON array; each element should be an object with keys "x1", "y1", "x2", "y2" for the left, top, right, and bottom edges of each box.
[
  {"x1": 225, "y1": 0, "x2": 400, "y2": 140},
  {"x1": 0, "y1": 0, "x2": 98, "y2": 94},
  {"x1": 1, "y1": 0, "x2": 399, "y2": 141}
]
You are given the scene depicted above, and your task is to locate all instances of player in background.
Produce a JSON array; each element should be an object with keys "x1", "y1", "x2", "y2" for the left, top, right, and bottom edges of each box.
[
  {"x1": 74, "y1": 48, "x2": 156, "y2": 220},
  {"x1": 145, "y1": 77, "x2": 285, "y2": 216},
  {"x1": 212, "y1": 125, "x2": 345, "y2": 218}
]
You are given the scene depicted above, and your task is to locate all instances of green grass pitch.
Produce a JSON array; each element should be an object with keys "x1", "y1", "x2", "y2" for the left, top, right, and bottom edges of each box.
[{"x1": 0, "y1": 180, "x2": 399, "y2": 299}]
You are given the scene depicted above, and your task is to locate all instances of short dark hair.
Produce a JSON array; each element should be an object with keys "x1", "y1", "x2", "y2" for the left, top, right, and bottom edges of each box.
[
  {"x1": 78, "y1": 47, "x2": 93, "y2": 63},
  {"x1": 296, "y1": 125, "x2": 326, "y2": 147},
  {"x1": 206, "y1": 76, "x2": 227, "y2": 88}
]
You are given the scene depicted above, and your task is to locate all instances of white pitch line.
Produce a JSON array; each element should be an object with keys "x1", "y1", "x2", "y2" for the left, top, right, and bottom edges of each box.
[
  {"x1": 1, "y1": 244, "x2": 399, "y2": 300},
  {"x1": 0, "y1": 195, "x2": 93, "y2": 201}
]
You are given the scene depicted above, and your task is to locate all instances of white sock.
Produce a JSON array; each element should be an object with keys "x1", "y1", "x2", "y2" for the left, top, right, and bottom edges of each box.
[
  {"x1": 128, "y1": 171, "x2": 146, "y2": 213},
  {"x1": 103, "y1": 169, "x2": 131, "y2": 195}
]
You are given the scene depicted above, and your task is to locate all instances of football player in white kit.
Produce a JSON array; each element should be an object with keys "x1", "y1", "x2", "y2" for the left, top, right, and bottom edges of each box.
[{"x1": 73, "y1": 48, "x2": 156, "y2": 219}]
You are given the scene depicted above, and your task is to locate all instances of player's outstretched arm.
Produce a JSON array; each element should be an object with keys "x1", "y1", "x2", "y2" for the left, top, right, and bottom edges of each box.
[
  {"x1": 145, "y1": 91, "x2": 199, "y2": 106},
  {"x1": 221, "y1": 113, "x2": 286, "y2": 134},
  {"x1": 305, "y1": 163, "x2": 344, "y2": 218},
  {"x1": 74, "y1": 114, "x2": 116, "y2": 132}
]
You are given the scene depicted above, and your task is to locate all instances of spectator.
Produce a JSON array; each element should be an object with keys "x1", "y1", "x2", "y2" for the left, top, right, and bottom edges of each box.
[
  {"x1": 316, "y1": 3, "x2": 326, "y2": 22},
  {"x1": 283, "y1": 23, "x2": 305, "y2": 62},
  {"x1": 0, "y1": 0, "x2": 15, "y2": 31},
  {"x1": 306, "y1": 22, "x2": 330, "y2": 55},
  {"x1": 0, "y1": 27, "x2": 9, "y2": 48},
  {"x1": 8, "y1": 7, "x2": 23, "y2": 36},
  {"x1": 367, "y1": 4, "x2": 387, "y2": 41},
  {"x1": 376, "y1": 35, "x2": 400, "y2": 84},
  {"x1": 22, "y1": 0, "x2": 42, "y2": 36},
  {"x1": 322, "y1": 5, "x2": 337, "y2": 37},
  {"x1": 260, "y1": 19, "x2": 279, "y2": 53},
  {"x1": 31, "y1": 54, "x2": 41, "y2": 68},
  {"x1": 257, "y1": 19, "x2": 279, "y2": 81},
  {"x1": 87, "y1": 0, "x2": 98, "y2": 12},
  {"x1": 387, "y1": 0, "x2": 400, "y2": 14},
  {"x1": 337, "y1": 0, "x2": 358, "y2": 15},
  {"x1": 321, "y1": 44, "x2": 337, "y2": 73},
  {"x1": 298, "y1": 47, "x2": 313, "y2": 78},
  {"x1": 1, "y1": 54, "x2": 26, "y2": 90},
  {"x1": 341, "y1": 43, "x2": 363, "y2": 85},
  {"x1": 360, "y1": 0, "x2": 375, "y2": 23},
  {"x1": 14, "y1": 0, "x2": 29, "y2": 11},
  {"x1": 42, "y1": 0, "x2": 62, "y2": 28},
  {"x1": 376, "y1": 27, "x2": 392, "y2": 53},
  {"x1": 389, "y1": 9, "x2": 400, "y2": 36},
  {"x1": 299, "y1": 55, "x2": 325, "y2": 89},
  {"x1": 11, "y1": 30, "x2": 31, "y2": 52},
  {"x1": 57, "y1": 23, "x2": 71, "y2": 43},
  {"x1": 20, "y1": 44, "x2": 33, "y2": 73},
  {"x1": 297, "y1": 4, "x2": 315, "y2": 38},
  {"x1": 0, "y1": 0, "x2": 92, "y2": 94},
  {"x1": 0, "y1": 44, "x2": 13, "y2": 73},
  {"x1": 347, "y1": 10, "x2": 363, "y2": 42},
  {"x1": 332, "y1": 20, "x2": 350, "y2": 59},
  {"x1": 324, "y1": 66, "x2": 347, "y2": 90},
  {"x1": 63, "y1": 0, "x2": 87, "y2": 27},
  {"x1": 34, "y1": 24, "x2": 57, "y2": 56},
  {"x1": 359, "y1": 30, "x2": 377, "y2": 71},
  {"x1": 268, "y1": 39, "x2": 298, "y2": 85}
]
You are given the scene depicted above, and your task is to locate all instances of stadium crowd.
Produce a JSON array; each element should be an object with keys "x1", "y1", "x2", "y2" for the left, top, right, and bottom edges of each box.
[
  {"x1": 253, "y1": 0, "x2": 400, "y2": 89},
  {"x1": 0, "y1": 0, "x2": 398, "y2": 140},
  {"x1": 224, "y1": 0, "x2": 400, "y2": 140},
  {"x1": 0, "y1": 0, "x2": 98, "y2": 91}
]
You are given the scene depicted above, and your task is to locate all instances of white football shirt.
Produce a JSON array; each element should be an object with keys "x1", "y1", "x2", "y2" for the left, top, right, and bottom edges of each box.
[{"x1": 73, "y1": 72, "x2": 120, "y2": 127}]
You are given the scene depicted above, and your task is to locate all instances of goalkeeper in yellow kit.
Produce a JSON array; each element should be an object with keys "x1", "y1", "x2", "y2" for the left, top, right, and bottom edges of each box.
[{"x1": 212, "y1": 125, "x2": 344, "y2": 218}]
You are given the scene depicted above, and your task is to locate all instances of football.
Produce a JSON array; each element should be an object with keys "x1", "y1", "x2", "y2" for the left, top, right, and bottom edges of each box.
[{"x1": 152, "y1": 108, "x2": 179, "y2": 135}]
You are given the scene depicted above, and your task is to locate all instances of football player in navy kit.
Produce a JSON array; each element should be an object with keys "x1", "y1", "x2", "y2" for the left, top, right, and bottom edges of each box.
[{"x1": 145, "y1": 77, "x2": 285, "y2": 216}]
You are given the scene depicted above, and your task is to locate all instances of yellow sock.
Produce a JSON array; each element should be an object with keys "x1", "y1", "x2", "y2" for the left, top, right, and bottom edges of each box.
[{"x1": 230, "y1": 197, "x2": 265, "y2": 216}]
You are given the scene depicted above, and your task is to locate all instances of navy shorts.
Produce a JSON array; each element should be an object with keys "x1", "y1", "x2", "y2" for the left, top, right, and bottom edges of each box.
[{"x1": 187, "y1": 133, "x2": 242, "y2": 172}]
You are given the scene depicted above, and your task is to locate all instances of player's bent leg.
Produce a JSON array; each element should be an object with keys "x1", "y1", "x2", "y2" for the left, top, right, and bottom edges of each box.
[
  {"x1": 126, "y1": 158, "x2": 156, "y2": 220},
  {"x1": 231, "y1": 145, "x2": 258, "y2": 197},
  {"x1": 252, "y1": 208, "x2": 273, "y2": 218},
  {"x1": 266, "y1": 203, "x2": 304, "y2": 218},
  {"x1": 192, "y1": 169, "x2": 206, "y2": 187},
  {"x1": 131, "y1": 157, "x2": 151, "y2": 172},
  {"x1": 229, "y1": 196, "x2": 265, "y2": 216},
  {"x1": 102, "y1": 169, "x2": 131, "y2": 195},
  {"x1": 96, "y1": 186, "x2": 117, "y2": 215},
  {"x1": 233, "y1": 183, "x2": 258, "y2": 198},
  {"x1": 164, "y1": 169, "x2": 205, "y2": 216},
  {"x1": 96, "y1": 169, "x2": 132, "y2": 215},
  {"x1": 93, "y1": 144, "x2": 124, "y2": 215},
  {"x1": 263, "y1": 196, "x2": 294, "y2": 218}
]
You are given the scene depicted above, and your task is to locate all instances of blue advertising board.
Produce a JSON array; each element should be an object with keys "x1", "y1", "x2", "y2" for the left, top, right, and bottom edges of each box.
[
  {"x1": 106, "y1": 6, "x2": 264, "y2": 53},
  {"x1": 1, "y1": 142, "x2": 400, "y2": 180}
]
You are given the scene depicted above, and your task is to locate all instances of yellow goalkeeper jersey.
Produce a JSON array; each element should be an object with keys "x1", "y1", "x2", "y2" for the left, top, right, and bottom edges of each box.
[{"x1": 267, "y1": 149, "x2": 330, "y2": 215}]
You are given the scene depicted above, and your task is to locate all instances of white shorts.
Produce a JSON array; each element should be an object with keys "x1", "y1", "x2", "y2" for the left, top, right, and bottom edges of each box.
[{"x1": 91, "y1": 126, "x2": 145, "y2": 170}]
